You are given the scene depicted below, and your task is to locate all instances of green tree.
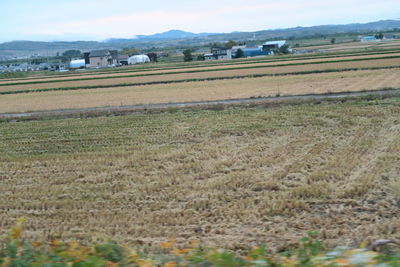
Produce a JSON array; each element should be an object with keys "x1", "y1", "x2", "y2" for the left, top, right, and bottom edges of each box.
[
  {"x1": 278, "y1": 44, "x2": 290, "y2": 54},
  {"x1": 235, "y1": 49, "x2": 244, "y2": 58},
  {"x1": 62, "y1": 50, "x2": 82, "y2": 60},
  {"x1": 146, "y1": 52, "x2": 158, "y2": 62},
  {"x1": 122, "y1": 48, "x2": 140, "y2": 56},
  {"x1": 30, "y1": 58, "x2": 43, "y2": 65},
  {"x1": 225, "y1": 40, "x2": 237, "y2": 49},
  {"x1": 331, "y1": 38, "x2": 336, "y2": 44},
  {"x1": 183, "y1": 49, "x2": 193, "y2": 62},
  {"x1": 376, "y1": 32, "x2": 384, "y2": 40},
  {"x1": 197, "y1": 54, "x2": 205, "y2": 61}
]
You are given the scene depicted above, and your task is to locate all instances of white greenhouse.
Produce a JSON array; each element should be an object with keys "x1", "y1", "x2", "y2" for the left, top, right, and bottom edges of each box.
[
  {"x1": 128, "y1": 55, "x2": 150, "y2": 65},
  {"x1": 69, "y1": 59, "x2": 86, "y2": 69}
]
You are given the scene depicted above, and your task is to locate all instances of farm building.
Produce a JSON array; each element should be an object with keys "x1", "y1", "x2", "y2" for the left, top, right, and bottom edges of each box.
[
  {"x1": 205, "y1": 46, "x2": 232, "y2": 60},
  {"x1": 69, "y1": 59, "x2": 85, "y2": 69},
  {"x1": 231, "y1": 45, "x2": 270, "y2": 58},
  {"x1": 262, "y1": 40, "x2": 287, "y2": 50},
  {"x1": 88, "y1": 50, "x2": 118, "y2": 68},
  {"x1": 128, "y1": 55, "x2": 150, "y2": 64},
  {"x1": 117, "y1": 54, "x2": 129, "y2": 65},
  {"x1": 361, "y1": 36, "x2": 379, "y2": 42}
]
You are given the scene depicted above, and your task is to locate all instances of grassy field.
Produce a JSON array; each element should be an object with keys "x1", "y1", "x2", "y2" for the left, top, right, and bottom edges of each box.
[{"x1": 1, "y1": 97, "x2": 400, "y2": 250}]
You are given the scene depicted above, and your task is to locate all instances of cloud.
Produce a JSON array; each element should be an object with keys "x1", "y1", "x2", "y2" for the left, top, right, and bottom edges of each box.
[
  {"x1": 9, "y1": 0, "x2": 400, "y2": 41},
  {"x1": 20, "y1": 2, "x2": 327, "y2": 39}
]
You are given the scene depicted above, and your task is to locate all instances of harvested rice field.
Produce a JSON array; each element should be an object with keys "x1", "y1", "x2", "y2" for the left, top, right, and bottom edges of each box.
[
  {"x1": 1, "y1": 68, "x2": 400, "y2": 113},
  {"x1": 1, "y1": 48, "x2": 400, "y2": 253},
  {"x1": 1, "y1": 97, "x2": 400, "y2": 250},
  {"x1": 2, "y1": 52, "x2": 400, "y2": 85},
  {"x1": 1, "y1": 57, "x2": 400, "y2": 93}
]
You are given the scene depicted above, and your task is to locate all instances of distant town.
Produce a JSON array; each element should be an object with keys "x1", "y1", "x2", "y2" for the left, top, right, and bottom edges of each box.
[{"x1": 0, "y1": 32, "x2": 398, "y2": 74}]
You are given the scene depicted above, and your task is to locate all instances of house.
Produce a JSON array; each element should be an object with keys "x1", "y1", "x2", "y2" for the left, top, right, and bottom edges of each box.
[
  {"x1": 262, "y1": 40, "x2": 287, "y2": 50},
  {"x1": 88, "y1": 50, "x2": 118, "y2": 68},
  {"x1": 117, "y1": 54, "x2": 129, "y2": 65},
  {"x1": 205, "y1": 46, "x2": 232, "y2": 60},
  {"x1": 360, "y1": 36, "x2": 379, "y2": 42}
]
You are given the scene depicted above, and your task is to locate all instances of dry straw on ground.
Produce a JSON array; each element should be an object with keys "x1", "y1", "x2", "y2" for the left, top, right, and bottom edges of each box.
[
  {"x1": 0, "y1": 68, "x2": 399, "y2": 113},
  {"x1": 1, "y1": 57, "x2": 399, "y2": 92},
  {"x1": 1, "y1": 52, "x2": 400, "y2": 85},
  {"x1": 1, "y1": 97, "x2": 400, "y2": 250}
]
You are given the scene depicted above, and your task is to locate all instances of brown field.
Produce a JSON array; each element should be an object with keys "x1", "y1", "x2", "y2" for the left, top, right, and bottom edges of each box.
[
  {"x1": 1, "y1": 57, "x2": 400, "y2": 93},
  {"x1": 299, "y1": 39, "x2": 400, "y2": 52},
  {"x1": 1, "y1": 97, "x2": 399, "y2": 250},
  {"x1": 1, "y1": 68, "x2": 399, "y2": 113},
  {"x1": 1, "y1": 52, "x2": 400, "y2": 85},
  {"x1": 1, "y1": 48, "x2": 400, "y2": 251}
]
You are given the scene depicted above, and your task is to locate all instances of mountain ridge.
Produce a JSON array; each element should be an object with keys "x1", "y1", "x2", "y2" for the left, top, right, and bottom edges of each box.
[{"x1": 1, "y1": 19, "x2": 399, "y2": 59}]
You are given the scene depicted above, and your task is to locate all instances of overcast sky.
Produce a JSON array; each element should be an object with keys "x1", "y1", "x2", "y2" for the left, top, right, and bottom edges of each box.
[{"x1": 1, "y1": 0, "x2": 400, "y2": 43}]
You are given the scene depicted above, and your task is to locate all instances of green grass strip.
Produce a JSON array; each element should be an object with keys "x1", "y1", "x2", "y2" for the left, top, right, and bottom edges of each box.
[{"x1": 2, "y1": 65, "x2": 399, "y2": 95}]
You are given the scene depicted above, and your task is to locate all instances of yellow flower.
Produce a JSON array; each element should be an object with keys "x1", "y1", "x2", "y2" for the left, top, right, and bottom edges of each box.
[
  {"x1": 51, "y1": 239, "x2": 60, "y2": 248},
  {"x1": 69, "y1": 240, "x2": 79, "y2": 250},
  {"x1": 282, "y1": 255, "x2": 298, "y2": 267},
  {"x1": 32, "y1": 241, "x2": 42, "y2": 248},
  {"x1": 137, "y1": 259, "x2": 154, "y2": 267},
  {"x1": 11, "y1": 226, "x2": 22, "y2": 239},
  {"x1": 17, "y1": 217, "x2": 26, "y2": 224},
  {"x1": 173, "y1": 248, "x2": 190, "y2": 256},
  {"x1": 127, "y1": 250, "x2": 139, "y2": 262},
  {"x1": 334, "y1": 258, "x2": 351, "y2": 266},
  {"x1": 359, "y1": 241, "x2": 368, "y2": 249},
  {"x1": 165, "y1": 261, "x2": 177, "y2": 267},
  {"x1": 181, "y1": 248, "x2": 190, "y2": 254},
  {"x1": 161, "y1": 238, "x2": 176, "y2": 249},
  {"x1": 243, "y1": 256, "x2": 253, "y2": 262},
  {"x1": 106, "y1": 261, "x2": 119, "y2": 267}
]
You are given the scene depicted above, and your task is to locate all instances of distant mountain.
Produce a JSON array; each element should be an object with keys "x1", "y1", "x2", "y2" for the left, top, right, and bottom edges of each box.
[
  {"x1": 106, "y1": 30, "x2": 216, "y2": 43},
  {"x1": 136, "y1": 29, "x2": 216, "y2": 39},
  {"x1": 1, "y1": 20, "x2": 400, "y2": 59}
]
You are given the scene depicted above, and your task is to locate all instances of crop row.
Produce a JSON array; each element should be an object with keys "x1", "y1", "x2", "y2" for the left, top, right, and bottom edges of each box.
[
  {"x1": 1, "y1": 65, "x2": 399, "y2": 95},
  {"x1": 1, "y1": 54, "x2": 400, "y2": 87},
  {"x1": 2, "y1": 48, "x2": 400, "y2": 83},
  {"x1": 1, "y1": 98, "x2": 400, "y2": 250}
]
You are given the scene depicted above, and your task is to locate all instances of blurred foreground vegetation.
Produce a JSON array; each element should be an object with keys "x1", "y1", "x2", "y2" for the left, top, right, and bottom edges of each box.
[{"x1": 1, "y1": 219, "x2": 399, "y2": 267}]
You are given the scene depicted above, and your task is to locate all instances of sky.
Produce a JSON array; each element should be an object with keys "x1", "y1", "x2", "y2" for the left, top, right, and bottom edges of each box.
[{"x1": 1, "y1": 0, "x2": 400, "y2": 43}]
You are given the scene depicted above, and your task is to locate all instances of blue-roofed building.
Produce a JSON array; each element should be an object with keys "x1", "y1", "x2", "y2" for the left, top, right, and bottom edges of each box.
[
  {"x1": 361, "y1": 36, "x2": 378, "y2": 42},
  {"x1": 231, "y1": 45, "x2": 271, "y2": 58}
]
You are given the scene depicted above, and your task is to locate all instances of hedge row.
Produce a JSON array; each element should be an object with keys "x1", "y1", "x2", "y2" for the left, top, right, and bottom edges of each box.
[{"x1": 1, "y1": 219, "x2": 399, "y2": 267}]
